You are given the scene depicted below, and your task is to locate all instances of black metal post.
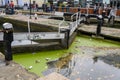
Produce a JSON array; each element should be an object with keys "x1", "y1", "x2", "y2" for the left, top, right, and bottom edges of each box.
[
  {"x1": 30, "y1": 0, "x2": 32, "y2": 19},
  {"x1": 66, "y1": 29, "x2": 70, "y2": 49},
  {"x1": 3, "y1": 23, "x2": 14, "y2": 65},
  {"x1": 96, "y1": 15, "x2": 103, "y2": 36}
]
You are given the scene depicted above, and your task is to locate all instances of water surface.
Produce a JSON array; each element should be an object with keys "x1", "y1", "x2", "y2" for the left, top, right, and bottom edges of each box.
[{"x1": 13, "y1": 35, "x2": 120, "y2": 79}]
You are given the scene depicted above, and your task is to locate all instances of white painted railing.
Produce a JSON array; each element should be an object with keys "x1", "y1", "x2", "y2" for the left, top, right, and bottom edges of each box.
[
  {"x1": 58, "y1": 12, "x2": 82, "y2": 36},
  {"x1": 58, "y1": 16, "x2": 65, "y2": 34},
  {"x1": 69, "y1": 12, "x2": 81, "y2": 36},
  {"x1": 26, "y1": 14, "x2": 65, "y2": 40},
  {"x1": 10, "y1": 12, "x2": 82, "y2": 41}
]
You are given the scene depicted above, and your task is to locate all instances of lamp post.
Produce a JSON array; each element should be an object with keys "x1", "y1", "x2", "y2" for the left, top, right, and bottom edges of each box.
[{"x1": 29, "y1": 0, "x2": 32, "y2": 19}]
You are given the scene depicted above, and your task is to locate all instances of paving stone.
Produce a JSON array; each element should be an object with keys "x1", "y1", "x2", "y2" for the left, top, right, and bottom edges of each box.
[{"x1": 37, "y1": 72, "x2": 70, "y2": 80}]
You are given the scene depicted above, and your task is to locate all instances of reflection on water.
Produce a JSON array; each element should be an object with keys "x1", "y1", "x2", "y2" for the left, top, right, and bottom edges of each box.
[
  {"x1": 47, "y1": 53, "x2": 73, "y2": 69},
  {"x1": 45, "y1": 53, "x2": 120, "y2": 80},
  {"x1": 99, "y1": 54, "x2": 120, "y2": 69}
]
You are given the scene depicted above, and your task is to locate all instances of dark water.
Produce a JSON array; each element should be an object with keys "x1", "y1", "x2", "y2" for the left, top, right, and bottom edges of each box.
[{"x1": 45, "y1": 53, "x2": 120, "y2": 80}]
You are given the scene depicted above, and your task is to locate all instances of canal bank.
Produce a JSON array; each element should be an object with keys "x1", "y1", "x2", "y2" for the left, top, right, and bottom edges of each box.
[
  {"x1": 78, "y1": 24, "x2": 120, "y2": 41},
  {"x1": 0, "y1": 52, "x2": 39, "y2": 80}
]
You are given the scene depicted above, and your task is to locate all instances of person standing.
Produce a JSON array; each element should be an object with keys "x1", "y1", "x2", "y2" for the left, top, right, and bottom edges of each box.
[
  {"x1": 104, "y1": 2, "x2": 107, "y2": 10},
  {"x1": 66, "y1": 3, "x2": 70, "y2": 12},
  {"x1": 107, "y1": 5, "x2": 111, "y2": 16},
  {"x1": 93, "y1": 4, "x2": 97, "y2": 14},
  {"x1": 36, "y1": 4, "x2": 39, "y2": 11},
  {"x1": 97, "y1": 3, "x2": 100, "y2": 14},
  {"x1": 9, "y1": 1, "x2": 14, "y2": 14},
  {"x1": 108, "y1": 6, "x2": 117, "y2": 25}
]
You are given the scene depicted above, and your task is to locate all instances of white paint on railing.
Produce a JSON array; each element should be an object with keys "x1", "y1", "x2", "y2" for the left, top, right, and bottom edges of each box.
[
  {"x1": 58, "y1": 16, "x2": 65, "y2": 34},
  {"x1": 27, "y1": 19, "x2": 31, "y2": 36},
  {"x1": 26, "y1": 15, "x2": 65, "y2": 40},
  {"x1": 69, "y1": 12, "x2": 82, "y2": 36},
  {"x1": 58, "y1": 12, "x2": 82, "y2": 37}
]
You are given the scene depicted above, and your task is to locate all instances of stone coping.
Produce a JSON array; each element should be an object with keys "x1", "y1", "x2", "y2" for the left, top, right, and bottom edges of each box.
[
  {"x1": 3, "y1": 15, "x2": 69, "y2": 28},
  {"x1": 78, "y1": 24, "x2": 120, "y2": 40},
  {"x1": 37, "y1": 72, "x2": 69, "y2": 80}
]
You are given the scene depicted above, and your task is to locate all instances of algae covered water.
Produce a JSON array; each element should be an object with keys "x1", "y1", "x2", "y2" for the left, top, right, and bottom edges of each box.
[{"x1": 13, "y1": 35, "x2": 120, "y2": 79}]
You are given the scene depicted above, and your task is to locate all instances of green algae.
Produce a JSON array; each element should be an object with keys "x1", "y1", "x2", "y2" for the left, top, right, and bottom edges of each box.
[
  {"x1": 13, "y1": 50, "x2": 67, "y2": 76},
  {"x1": 75, "y1": 35, "x2": 120, "y2": 47},
  {"x1": 13, "y1": 35, "x2": 120, "y2": 76}
]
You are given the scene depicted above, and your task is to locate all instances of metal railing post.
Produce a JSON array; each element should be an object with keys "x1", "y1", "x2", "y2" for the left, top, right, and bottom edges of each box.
[
  {"x1": 28, "y1": 19, "x2": 31, "y2": 35},
  {"x1": 58, "y1": 16, "x2": 65, "y2": 35}
]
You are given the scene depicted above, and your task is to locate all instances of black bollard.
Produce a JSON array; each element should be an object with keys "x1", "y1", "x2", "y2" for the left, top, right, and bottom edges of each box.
[
  {"x1": 66, "y1": 29, "x2": 70, "y2": 49},
  {"x1": 60, "y1": 28, "x2": 70, "y2": 49},
  {"x1": 3, "y1": 23, "x2": 13, "y2": 65},
  {"x1": 96, "y1": 15, "x2": 103, "y2": 36}
]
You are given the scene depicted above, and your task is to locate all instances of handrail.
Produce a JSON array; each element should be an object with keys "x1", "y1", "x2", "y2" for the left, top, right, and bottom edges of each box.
[
  {"x1": 78, "y1": 12, "x2": 81, "y2": 23},
  {"x1": 70, "y1": 12, "x2": 79, "y2": 29},
  {"x1": 58, "y1": 11, "x2": 81, "y2": 36},
  {"x1": 71, "y1": 12, "x2": 78, "y2": 21},
  {"x1": 27, "y1": 19, "x2": 31, "y2": 36},
  {"x1": 69, "y1": 12, "x2": 81, "y2": 36},
  {"x1": 71, "y1": 12, "x2": 81, "y2": 25},
  {"x1": 58, "y1": 16, "x2": 65, "y2": 34}
]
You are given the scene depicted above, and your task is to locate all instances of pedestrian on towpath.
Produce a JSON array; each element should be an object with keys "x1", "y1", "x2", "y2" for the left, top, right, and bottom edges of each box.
[{"x1": 108, "y1": 6, "x2": 117, "y2": 25}]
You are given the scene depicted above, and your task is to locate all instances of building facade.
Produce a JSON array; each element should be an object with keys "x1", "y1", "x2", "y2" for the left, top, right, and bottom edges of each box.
[
  {"x1": 110, "y1": 0, "x2": 120, "y2": 7},
  {"x1": 0, "y1": 0, "x2": 45, "y2": 7},
  {"x1": 0, "y1": 0, "x2": 119, "y2": 8}
]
